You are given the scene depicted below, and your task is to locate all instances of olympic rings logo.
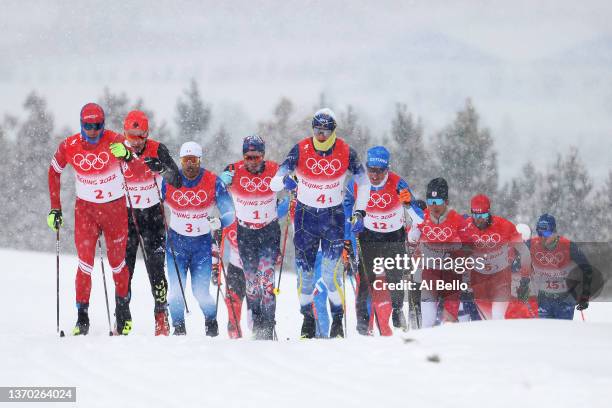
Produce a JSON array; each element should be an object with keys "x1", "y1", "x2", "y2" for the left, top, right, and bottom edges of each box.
[
  {"x1": 472, "y1": 233, "x2": 501, "y2": 249},
  {"x1": 368, "y1": 193, "x2": 392, "y2": 209},
  {"x1": 239, "y1": 176, "x2": 271, "y2": 192},
  {"x1": 226, "y1": 229, "x2": 238, "y2": 246},
  {"x1": 535, "y1": 251, "x2": 564, "y2": 266},
  {"x1": 422, "y1": 226, "x2": 452, "y2": 241},
  {"x1": 73, "y1": 152, "x2": 109, "y2": 171},
  {"x1": 305, "y1": 158, "x2": 342, "y2": 176},
  {"x1": 171, "y1": 190, "x2": 208, "y2": 207}
]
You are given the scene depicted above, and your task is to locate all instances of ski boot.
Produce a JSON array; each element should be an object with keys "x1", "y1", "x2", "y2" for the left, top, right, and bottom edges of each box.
[
  {"x1": 154, "y1": 309, "x2": 170, "y2": 336},
  {"x1": 72, "y1": 304, "x2": 90, "y2": 336},
  {"x1": 392, "y1": 308, "x2": 407, "y2": 330},
  {"x1": 329, "y1": 314, "x2": 344, "y2": 338},
  {"x1": 173, "y1": 321, "x2": 186, "y2": 336},
  {"x1": 115, "y1": 296, "x2": 133, "y2": 336},
  {"x1": 300, "y1": 313, "x2": 316, "y2": 339},
  {"x1": 205, "y1": 318, "x2": 219, "y2": 337},
  {"x1": 255, "y1": 317, "x2": 275, "y2": 341}
]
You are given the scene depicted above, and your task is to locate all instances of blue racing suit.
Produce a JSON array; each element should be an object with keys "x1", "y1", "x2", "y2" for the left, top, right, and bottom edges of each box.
[
  {"x1": 271, "y1": 137, "x2": 370, "y2": 317},
  {"x1": 162, "y1": 168, "x2": 235, "y2": 327}
]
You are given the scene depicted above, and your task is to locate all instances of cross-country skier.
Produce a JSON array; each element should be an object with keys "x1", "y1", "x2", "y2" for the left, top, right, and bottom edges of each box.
[
  {"x1": 517, "y1": 214, "x2": 593, "y2": 320},
  {"x1": 270, "y1": 108, "x2": 370, "y2": 338},
  {"x1": 48, "y1": 103, "x2": 132, "y2": 335},
  {"x1": 162, "y1": 142, "x2": 235, "y2": 336},
  {"x1": 343, "y1": 146, "x2": 423, "y2": 335},
  {"x1": 464, "y1": 194, "x2": 531, "y2": 320},
  {"x1": 120, "y1": 110, "x2": 181, "y2": 336},
  {"x1": 407, "y1": 177, "x2": 470, "y2": 327},
  {"x1": 219, "y1": 135, "x2": 287, "y2": 340},
  {"x1": 505, "y1": 223, "x2": 539, "y2": 318}
]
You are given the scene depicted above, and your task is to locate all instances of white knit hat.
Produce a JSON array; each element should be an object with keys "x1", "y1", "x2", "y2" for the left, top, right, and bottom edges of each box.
[{"x1": 179, "y1": 141, "x2": 202, "y2": 158}]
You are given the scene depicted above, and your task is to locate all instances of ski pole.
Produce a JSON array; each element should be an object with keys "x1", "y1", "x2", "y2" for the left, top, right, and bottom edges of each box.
[
  {"x1": 214, "y1": 232, "x2": 242, "y2": 339},
  {"x1": 580, "y1": 310, "x2": 586, "y2": 322},
  {"x1": 98, "y1": 234, "x2": 113, "y2": 336},
  {"x1": 355, "y1": 237, "x2": 382, "y2": 335},
  {"x1": 154, "y1": 182, "x2": 190, "y2": 314},
  {"x1": 118, "y1": 163, "x2": 149, "y2": 263},
  {"x1": 342, "y1": 262, "x2": 348, "y2": 338},
  {"x1": 214, "y1": 229, "x2": 224, "y2": 317},
  {"x1": 273, "y1": 193, "x2": 294, "y2": 296},
  {"x1": 56, "y1": 228, "x2": 64, "y2": 337}
]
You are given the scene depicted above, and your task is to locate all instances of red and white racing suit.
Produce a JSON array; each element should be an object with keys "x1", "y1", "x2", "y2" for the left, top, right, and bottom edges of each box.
[{"x1": 49, "y1": 130, "x2": 130, "y2": 305}]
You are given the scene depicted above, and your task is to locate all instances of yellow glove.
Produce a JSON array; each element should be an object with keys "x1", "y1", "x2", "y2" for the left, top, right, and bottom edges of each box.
[
  {"x1": 109, "y1": 142, "x2": 131, "y2": 160},
  {"x1": 47, "y1": 209, "x2": 63, "y2": 232}
]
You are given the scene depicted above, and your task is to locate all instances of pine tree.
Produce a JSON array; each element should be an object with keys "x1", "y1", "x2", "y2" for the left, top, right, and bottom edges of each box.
[
  {"x1": 433, "y1": 99, "x2": 498, "y2": 213},
  {"x1": 13, "y1": 92, "x2": 57, "y2": 249},
  {"x1": 99, "y1": 87, "x2": 130, "y2": 132},
  {"x1": 336, "y1": 105, "x2": 372, "y2": 158},
  {"x1": 541, "y1": 147, "x2": 594, "y2": 241},
  {"x1": 204, "y1": 125, "x2": 231, "y2": 173},
  {"x1": 175, "y1": 78, "x2": 211, "y2": 147},
  {"x1": 257, "y1": 97, "x2": 305, "y2": 163},
  {"x1": 388, "y1": 103, "x2": 429, "y2": 197},
  {"x1": 593, "y1": 171, "x2": 612, "y2": 241}
]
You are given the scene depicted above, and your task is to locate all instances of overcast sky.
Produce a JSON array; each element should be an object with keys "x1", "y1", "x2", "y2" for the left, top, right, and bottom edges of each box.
[{"x1": 1, "y1": 0, "x2": 611, "y2": 182}]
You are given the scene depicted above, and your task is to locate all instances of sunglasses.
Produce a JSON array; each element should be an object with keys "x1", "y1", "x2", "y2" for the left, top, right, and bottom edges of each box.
[
  {"x1": 82, "y1": 122, "x2": 103, "y2": 131},
  {"x1": 244, "y1": 155, "x2": 263, "y2": 162},
  {"x1": 313, "y1": 127, "x2": 333, "y2": 137},
  {"x1": 472, "y1": 212, "x2": 490, "y2": 219},
  {"x1": 426, "y1": 198, "x2": 445, "y2": 206},
  {"x1": 181, "y1": 156, "x2": 200, "y2": 164},
  {"x1": 366, "y1": 166, "x2": 387, "y2": 175},
  {"x1": 537, "y1": 229, "x2": 553, "y2": 238}
]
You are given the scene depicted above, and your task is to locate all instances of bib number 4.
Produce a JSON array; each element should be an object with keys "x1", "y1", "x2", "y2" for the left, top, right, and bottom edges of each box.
[{"x1": 316, "y1": 194, "x2": 332, "y2": 205}]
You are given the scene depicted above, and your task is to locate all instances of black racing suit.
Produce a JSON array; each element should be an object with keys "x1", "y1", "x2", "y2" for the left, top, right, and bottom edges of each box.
[{"x1": 125, "y1": 142, "x2": 181, "y2": 313}]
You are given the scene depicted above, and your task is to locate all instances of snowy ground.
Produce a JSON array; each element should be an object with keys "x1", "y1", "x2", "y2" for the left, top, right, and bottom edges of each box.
[{"x1": 1, "y1": 248, "x2": 611, "y2": 407}]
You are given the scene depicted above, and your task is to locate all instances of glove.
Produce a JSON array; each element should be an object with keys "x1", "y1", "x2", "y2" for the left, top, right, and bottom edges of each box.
[
  {"x1": 110, "y1": 142, "x2": 131, "y2": 160},
  {"x1": 576, "y1": 296, "x2": 589, "y2": 311},
  {"x1": 219, "y1": 170, "x2": 235, "y2": 186},
  {"x1": 517, "y1": 277, "x2": 530, "y2": 302},
  {"x1": 208, "y1": 217, "x2": 222, "y2": 232},
  {"x1": 47, "y1": 209, "x2": 63, "y2": 231},
  {"x1": 211, "y1": 242, "x2": 221, "y2": 285},
  {"x1": 343, "y1": 239, "x2": 354, "y2": 257},
  {"x1": 351, "y1": 211, "x2": 364, "y2": 234},
  {"x1": 283, "y1": 175, "x2": 298, "y2": 191},
  {"x1": 398, "y1": 189, "x2": 412, "y2": 205},
  {"x1": 144, "y1": 157, "x2": 165, "y2": 173},
  {"x1": 212, "y1": 261, "x2": 220, "y2": 286}
]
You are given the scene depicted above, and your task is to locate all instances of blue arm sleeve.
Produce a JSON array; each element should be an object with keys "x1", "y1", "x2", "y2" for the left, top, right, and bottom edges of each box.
[
  {"x1": 161, "y1": 179, "x2": 167, "y2": 201},
  {"x1": 343, "y1": 181, "x2": 356, "y2": 240},
  {"x1": 277, "y1": 144, "x2": 299, "y2": 176},
  {"x1": 215, "y1": 177, "x2": 236, "y2": 228},
  {"x1": 570, "y1": 241, "x2": 594, "y2": 290},
  {"x1": 397, "y1": 177, "x2": 424, "y2": 220},
  {"x1": 277, "y1": 196, "x2": 290, "y2": 219}
]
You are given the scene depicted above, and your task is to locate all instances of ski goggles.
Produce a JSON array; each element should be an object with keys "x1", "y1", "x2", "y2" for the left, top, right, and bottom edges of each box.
[
  {"x1": 180, "y1": 156, "x2": 200, "y2": 164},
  {"x1": 426, "y1": 198, "x2": 445, "y2": 206},
  {"x1": 244, "y1": 154, "x2": 263, "y2": 162},
  {"x1": 472, "y1": 212, "x2": 490, "y2": 219},
  {"x1": 82, "y1": 122, "x2": 103, "y2": 131},
  {"x1": 536, "y1": 228, "x2": 554, "y2": 238},
  {"x1": 312, "y1": 127, "x2": 333, "y2": 137},
  {"x1": 125, "y1": 129, "x2": 147, "y2": 139}
]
